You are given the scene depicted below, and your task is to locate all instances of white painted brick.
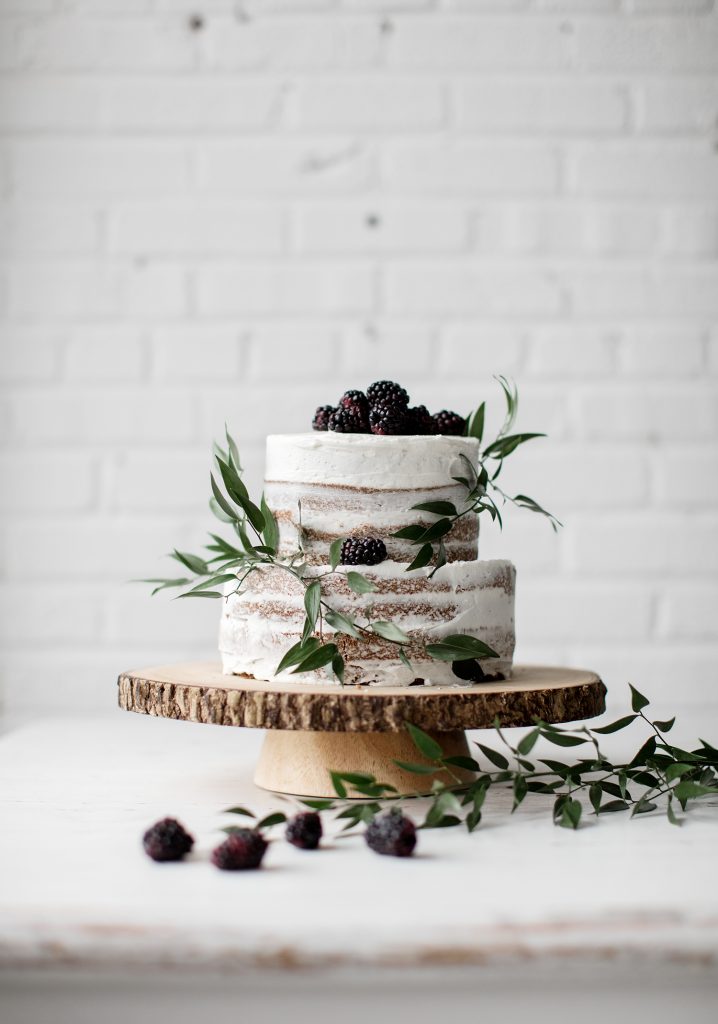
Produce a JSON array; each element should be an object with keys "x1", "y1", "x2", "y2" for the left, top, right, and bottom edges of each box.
[
  {"x1": 577, "y1": 17, "x2": 718, "y2": 71},
  {"x1": 8, "y1": 265, "x2": 122, "y2": 318},
  {"x1": 620, "y1": 328, "x2": 705, "y2": 376},
  {"x1": 106, "y1": 451, "x2": 213, "y2": 511},
  {"x1": 535, "y1": 0, "x2": 617, "y2": 9},
  {"x1": 10, "y1": 141, "x2": 191, "y2": 196},
  {"x1": 565, "y1": 267, "x2": 718, "y2": 317},
  {"x1": 65, "y1": 328, "x2": 145, "y2": 382},
  {"x1": 8, "y1": 389, "x2": 196, "y2": 444},
  {"x1": 384, "y1": 142, "x2": 559, "y2": 195},
  {"x1": 105, "y1": 588, "x2": 219, "y2": 646},
  {"x1": 125, "y1": 264, "x2": 188, "y2": 318},
  {"x1": 197, "y1": 263, "x2": 375, "y2": 315},
  {"x1": 339, "y1": 324, "x2": 435, "y2": 381},
  {"x1": 627, "y1": 0, "x2": 714, "y2": 13},
  {"x1": 109, "y1": 203, "x2": 283, "y2": 256},
  {"x1": 247, "y1": 326, "x2": 340, "y2": 380},
  {"x1": 479, "y1": 513, "x2": 562, "y2": 574},
  {"x1": 456, "y1": 81, "x2": 626, "y2": 134},
  {"x1": 568, "y1": 516, "x2": 718, "y2": 575},
  {"x1": 203, "y1": 16, "x2": 381, "y2": 70},
  {"x1": 0, "y1": 326, "x2": 61, "y2": 381},
  {"x1": 518, "y1": 582, "x2": 654, "y2": 642},
  {"x1": 151, "y1": 327, "x2": 241, "y2": 382},
  {"x1": 579, "y1": 386, "x2": 718, "y2": 441},
  {"x1": 526, "y1": 328, "x2": 617, "y2": 377},
  {"x1": 197, "y1": 384, "x2": 311, "y2": 448},
  {"x1": 385, "y1": 265, "x2": 561, "y2": 315},
  {"x1": 292, "y1": 79, "x2": 444, "y2": 131},
  {"x1": 0, "y1": 585, "x2": 104, "y2": 645},
  {"x1": 0, "y1": 203, "x2": 99, "y2": 255},
  {"x1": 638, "y1": 81, "x2": 718, "y2": 134},
  {"x1": 200, "y1": 140, "x2": 372, "y2": 194},
  {"x1": 16, "y1": 17, "x2": 196, "y2": 72},
  {"x1": 573, "y1": 143, "x2": 718, "y2": 200},
  {"x1": 388, "y1": 16, "x2": 569, "y2": 70},
  {"x1": 295, "y1": 202, "x2": 468, "y2": 253},
  {"x1": 0, "y1": 452, "x2": 96, "y2": 512},
  {"x1": 660, "y1": 584, "x2": 718, "y2": 640},
  {"x1": 662, "y1": 207, "x2": 718, "y2": 259},
  {"x1": 0, "y1": 18, "x2": 20, "y2": 71},
  {"x1": 437, "y1": 325, "x2": 524, "y2": 378},
  {"x1": 655, "y1": 449, "x2": 718, "y2": 507},
  {"x1": 0, "y1": 78, "x2": 100, "y2": 131}
]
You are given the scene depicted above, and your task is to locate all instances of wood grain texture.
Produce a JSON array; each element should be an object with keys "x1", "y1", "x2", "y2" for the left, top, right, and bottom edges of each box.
[{"x1": 117, "y1": 662, "x2": 606, "y2": 733}]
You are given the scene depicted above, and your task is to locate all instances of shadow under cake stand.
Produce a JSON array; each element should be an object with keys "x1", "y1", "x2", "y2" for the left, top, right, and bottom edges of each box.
[{"x1": 117, "y1": 663, "x2": 606, "y2": 797}]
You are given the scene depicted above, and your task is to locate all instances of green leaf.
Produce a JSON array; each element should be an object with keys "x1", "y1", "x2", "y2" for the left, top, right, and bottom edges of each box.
[
  {"x1": 629, "y1": 735, "x2": 657, "y2": 767},
  {"x1": 406, "y1": 722, "x2": 444, "y2": 761},
  {"x1": 559, "y1": 799, "x2": 582, "y2": 830},
  {"x1": 209, "y1": 496, "x2": 234, "y2": 524},
  {"x1": 176, "y1": 590, "x2": 222, "y2": 599},
  {"x1": 260, "y1": 494, "x2": 279, "y2": 553},
  {"x1": 332, "y1": 653, "x2": 345, "y2": 684},
  {"x1": 216, "y1": 456, "x2": 265, "y2": 534},
  {"x1": 210, "y1": 473, "x2": 241, "y2": 524},
  {"x1": 477, "y1": 743, "x2": 509, "y2": 769},
  {"x1": 392, "y1": 760, "x2": 438, "y2": 775},
  {"x1": 275, "y1": 637, "x2": 321, "y2": 675},
  {"x1": 256, "y1": 812, "x2": 287, "y2": 829},
  {"x1": 540, "y1": 730, "x2": 589, "y2": 748},
  {"x1": 346, "y1": 571, "x2": 377, "y2": 594},
  {"x1": 224, "y1": 425, "x2": 241, "y2": 471},
  {"x1": 324, "y1": 608, "x2": 361, "y2": 639},
  {"x1": 653, "y1": 717, "x2": 676, "y2": 733},
  {"x1": 512, "y1": 774, "x2": 528, "y2": 811},
  {"x1": 467, "y1": 402, "x2": 485, "y2": 443},
  {"x1": 672, "y1": 780, "x2": 718, "y2": 802},
  {"x1": 592, "y1": 715, "x2": 638, "y2": 735},
  {"x1": 483, "y1": 432, "x2": 545, "y2": 460},
  {"x1": 416, "y1": 518, "x2": 454, "y2": 544},
  {"x1": 171, "y1": 549, "x2": 209, "y2": 576},
  {"x1": 406, "y1": 543, "x2": 434, "y2": 572},
  {"x1": 666, "y1": 796, "x2": 682, "y2": 827},
  {"x1": 599, "y1": 799, "x2": 630, "y2": 814},
  {"x1": 517, "y1": 728, "x2": 539, "y2": 755},
  {"x1": 399, "y1": 648, "x2": 413, "y2": 672},
  {"x1": 495, "y1": 375, "x2": 518, "y2": 436},
  {"x1": 141, "y1": 577, "x2": 191, "y2": 596},
  {"x1": 629, "y1": 683, "x2": 650, "y2": 713},
  {"x1": 589, "y1": 783, "x2": 602, "y2": 815},
  {"x1": 304, "y1": 580, "x2": 322, "y2": 632},
  {"x1": 425, "y1": 634, "x2": 499, "y2": 662},
  {"x1": 392, "y1": 524, "x2": 427, "y2": 542},
  {"x1": 330, "y1": 772, "x2": 347, "y2": 798},
  {"x1": 411, "y1": 500, "x2": 458, "y2": 517},
  {"x1": 329, "y1": 538, "x2": 343, "y2": 571},
  {"x1": 223, "y1": 806, "x2": 256, "y2": 818},
  {"x1": 442, "y1": 755, "x2": 480, "y2": 773},
  {"x1": 291, "y1": 643, "x2": 339, "y2": 674},
  {"x1": 299, "y1": 799, "x2": 335, "y2": 811},
  {"x1": 665, "y1": 762, "x2": 695, "y2": 782},
  {"x1": 371, "y1": 621, "x2": 411, "y2": 645}
]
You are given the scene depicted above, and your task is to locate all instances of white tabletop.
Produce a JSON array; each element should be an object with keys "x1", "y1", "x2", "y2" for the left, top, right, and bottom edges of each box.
[{"x1": 1, "y1": 709, "x2": 717, "y2": 980}]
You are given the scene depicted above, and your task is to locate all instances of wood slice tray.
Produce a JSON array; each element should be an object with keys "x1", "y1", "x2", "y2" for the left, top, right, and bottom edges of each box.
[{"x1": 118, "y1": 662, "x2": 605, "y2": 797}]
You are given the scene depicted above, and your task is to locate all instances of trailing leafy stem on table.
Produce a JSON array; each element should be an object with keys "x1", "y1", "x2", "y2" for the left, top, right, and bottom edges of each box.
[{"x1": 140, "y1": 378, "x2": 558, "y2": 682}]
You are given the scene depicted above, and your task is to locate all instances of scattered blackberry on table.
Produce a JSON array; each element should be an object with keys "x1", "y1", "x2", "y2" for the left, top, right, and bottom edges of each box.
[
  {"x1": 312, "y1": 405, "x2": 335, "y2": 431},
  {"x1": 329, "y1": 406, "x2": 368, "y2": 433},
  {"x1": 432, "y1": 410, "x2": 466, "y2": 436},
  {"x1": 338, "y1": 389, "x2": 370, "y2": 419},
  {"x1": 365, "y1": 810, "x2": 417, "y2": 858},
  {"x1": 406, "y1": 404, "x2": 436, "y2": 435},
  {"x1": 366, "y1": 380, "x2": 409, "y2": 411},
  {"x1": 369, "y1": 402, "x2": 409, "y2": 436},
  {"x1": 286, "y1": 812, "x2": 323, "y2": 850},
  {"x1": 211, "y1": 829, "x2": 268, "y2": 871},
  {"x1": 142, "y1": 818, "x2": 194, "y2": 862},
  {"x1": 340, "y1": 536, "x2": 387, "y2": 566}
]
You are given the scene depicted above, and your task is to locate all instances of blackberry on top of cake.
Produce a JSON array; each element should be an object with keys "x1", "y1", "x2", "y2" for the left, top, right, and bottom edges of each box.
[{"x1": 312, "y1": 381, "x2": 466, "y2": 437}]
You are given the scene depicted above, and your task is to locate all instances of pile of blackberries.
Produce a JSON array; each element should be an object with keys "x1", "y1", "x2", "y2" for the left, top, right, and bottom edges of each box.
[{"x1": 312, "y1": 380, "x2": 465, "y2": 437}]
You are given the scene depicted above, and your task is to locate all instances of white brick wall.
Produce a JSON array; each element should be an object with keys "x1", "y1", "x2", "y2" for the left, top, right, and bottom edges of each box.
[{"x1": 1, "y1": 1, "x2": 717, "y2": 728}]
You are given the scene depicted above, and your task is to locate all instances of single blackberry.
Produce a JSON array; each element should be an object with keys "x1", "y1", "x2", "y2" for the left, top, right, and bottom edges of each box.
[
  {"x1": 312, "y1": 405, "x2": 335, "y2": 431},
  {"x1": 285, "y1": 812, "x2": 323, "y2": 850},
  {"x1": 340, "y1": 536, "x2": 387, "y2": 566},
  {"x1": 369, "y1": 402, "x2": 409, "y2": 436},
  {"x1": 366, "y1": 380, "x2": 409, "y2": 410},
  {"x1": 339, "y1": 389, "x2": 370, "y2": 419},
  {"x1": 365, "y1": 810, "x2": 417, "y2": 858},
  {"x1": 432, "y1": 410, "x2": 466, "y2": 436},
  {"x1": 211, "y1": 829, "x2": 267, "y2": 871},
  {"x1": 328, "y1": 406, "x2": 368, "y2": 433},
  {"x1": 451, "y1": 660, "x2": 505, "y2": 684},
  {"x1": 142, "y1": 818, "x2": 194, "y2": 862},
  {"x1": 406, "y1": 404, "x2": 436, "y2": 435}
]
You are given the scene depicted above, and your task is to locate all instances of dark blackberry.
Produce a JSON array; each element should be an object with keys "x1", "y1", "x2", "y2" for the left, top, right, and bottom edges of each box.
[
  {"x1": 451, "y1": 660, "x2": 505, "y2": 684},
  {"x1": 328, "y1": 406, "x2": 368, "y2": 433},
  {"x1": 339, "y1": 389, "x2": 370, "y2": 419},
  {"x1": 369, "y1": 402, "x2": 409, "y2": 436},
  {"x1": 312, "y1": 405, "x2": 335, "y2": 431},
  {"x1": 340, "y1": 536, "x2": 387, "y2": 566},
  {"x1": 366, "y1": 380, "x2": 409, "y2": 410},
  {"x1": 211, "y1": 829, "x2": 267, "y2": 871},
  {"x1": 285, "y1": 812, "x2": 323, "y2": 850},
  {"x1": 142, "y1": 818, "x2": 194, "y2": 862},
  {"x1": 432, "y1": 410, "x2": 466, "y2": 436},
  {"x1": 406, "y1": 404, "x2": 436, "y2": 435},
  {"x1": 365, "y1": 810, "x2": 417, "y2": 858}
]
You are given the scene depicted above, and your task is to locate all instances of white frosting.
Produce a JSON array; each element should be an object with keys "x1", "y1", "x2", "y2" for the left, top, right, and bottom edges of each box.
[{"x1": 265, "y1": 433, "x2": 480, "y2": 489}]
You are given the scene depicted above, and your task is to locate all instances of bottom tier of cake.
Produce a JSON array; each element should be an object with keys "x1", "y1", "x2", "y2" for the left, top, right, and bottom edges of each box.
[{"x1": 219, "y1": 559, "x2": 516, "y2": 687}]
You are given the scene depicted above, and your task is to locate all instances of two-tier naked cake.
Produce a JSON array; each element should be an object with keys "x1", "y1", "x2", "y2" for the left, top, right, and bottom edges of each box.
[{"x1": 219, "y1": 428, "x2": 516, "y2": 687}]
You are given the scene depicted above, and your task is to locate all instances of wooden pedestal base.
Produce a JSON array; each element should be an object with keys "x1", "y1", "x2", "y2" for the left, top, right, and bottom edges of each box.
[{"x1": 254, "y1": 729, "x2": 473, "y2": 797}]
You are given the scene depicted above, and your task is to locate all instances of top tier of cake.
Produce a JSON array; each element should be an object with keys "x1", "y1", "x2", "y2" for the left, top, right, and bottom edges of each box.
[{"x1": 264, "y1": 432, "x2": 480, "y2": 565}]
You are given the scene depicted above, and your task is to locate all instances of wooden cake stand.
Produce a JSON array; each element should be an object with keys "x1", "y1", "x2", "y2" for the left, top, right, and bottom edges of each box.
[{"x1": 117, "y1": 663, "x2": 606, "y2": 797}]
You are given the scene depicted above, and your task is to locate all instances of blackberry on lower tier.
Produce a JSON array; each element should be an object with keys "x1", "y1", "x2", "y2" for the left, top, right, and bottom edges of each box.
[
  {"x1": 211, "y1": 829, "x2": 267, "y2": 870},
  {"x1": 366, "y1": 380, "x2": 409, "y2": 410},
  {"x1": 432, "y1": 410, "x2": 466, "y2": 436},
  {"x1": 340, "y1": 536, "x2": 387, "y2": 566},
  {"x1": 142, "y1": 818, "x2": 194, "y2": 862},
  {"x1": 285, "y1": 812, "x2": 323, "y2": 850},
  {"x1": 365, "y1": 810, "x2": 417, "y2": 857},
  {"x1": 312, "y1": 405, "x2": 335, "y2": 431}
]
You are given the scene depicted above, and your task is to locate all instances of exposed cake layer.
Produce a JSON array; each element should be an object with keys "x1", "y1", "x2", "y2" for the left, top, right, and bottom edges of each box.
[
  {"x1": 219, "y1": 559, "x2": 515, "y2": 687},
  {"x1": 265, "y1": 433, "x2": 480, "y2": 564}
]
